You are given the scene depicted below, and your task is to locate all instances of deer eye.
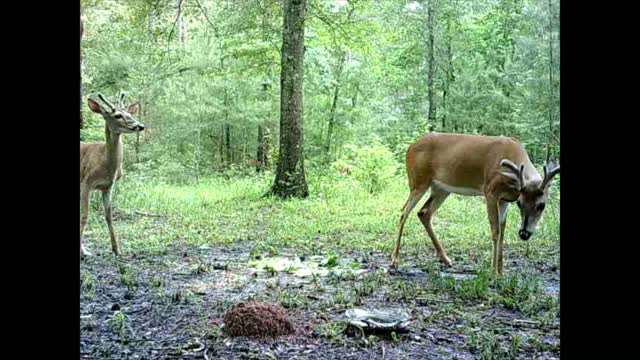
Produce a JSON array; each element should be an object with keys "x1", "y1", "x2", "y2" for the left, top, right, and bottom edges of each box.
[
  {"x1": 537, "y1": 203, "x2": 546, "y2": 212},
  {"x1": 114, "y1": 114, "x2": 123, "y2": 119}
]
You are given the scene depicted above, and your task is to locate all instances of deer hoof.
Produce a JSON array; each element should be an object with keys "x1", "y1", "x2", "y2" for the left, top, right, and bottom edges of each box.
[
  {"x1": 441, "y1": 256, "x2": 452, "y2": 267},
  {"x1": 388, "y1": 258, "x2": 399, "y2": 270}
]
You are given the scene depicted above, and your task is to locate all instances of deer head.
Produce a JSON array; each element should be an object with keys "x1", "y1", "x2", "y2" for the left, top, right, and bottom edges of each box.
[
  {"x1": 87, "y1": 93, "x2": 145, "y2": 134},
  {"x1": 500, "y1": 159, "x2": 560, "y2": 241}
]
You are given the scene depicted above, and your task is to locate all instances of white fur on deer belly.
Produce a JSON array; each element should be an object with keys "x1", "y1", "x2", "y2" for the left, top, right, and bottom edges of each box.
[{"x1": 433, "y1": 180, "x2": 483, "y2": 196}]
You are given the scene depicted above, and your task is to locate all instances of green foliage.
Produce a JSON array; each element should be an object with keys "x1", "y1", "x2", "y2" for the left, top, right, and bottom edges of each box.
[
  {"x1": 320, "y1": 253, "x2": 339, "y2": 268},
  {"x1": 82, "y1": 0, "x2": 559, "y2": 182},
  {"x1": 466, "y1": 329, "x2": 510, "y2": 360},
  {"x1": 81, "y1": 3, "x2": 561, "y2": 306},
  {"x1": 109, "y1": 310, "x2": 129, "y2": 342},
  {"x1": 333, "y1": 141, "x2": 399, "y2": 194}
]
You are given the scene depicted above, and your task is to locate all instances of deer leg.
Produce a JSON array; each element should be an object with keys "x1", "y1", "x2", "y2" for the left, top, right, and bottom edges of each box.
[
  {"x1": 498, "y1": 200, "x2": 510, "y2": 272},
  {"x1": 391, "y1": 186, "x2": 429, "y2": 268},
  {"x1": 486, "y1": 196, "x2": 503, "y2": 275},
  {"x1": 80, "y1": 184, "x2": 92, "y2": 256},
  {"x1": 417, "y1": 186, "x2": 451, "y2": 266},
  {"x1": 102, "y1": 188, "x2": 120, "y2": 256}
]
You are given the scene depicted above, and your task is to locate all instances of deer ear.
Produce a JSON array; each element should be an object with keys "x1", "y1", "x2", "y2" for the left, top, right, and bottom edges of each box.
[
  {"x1": 88, "y1": 98, "x2": 104, "y2": 114},
  {"x1": 500, "y1": 172, "x2": 521, "y2": 190},
  {"x1": 127, "y1": 102, "x2": 140, "y2": 115}
]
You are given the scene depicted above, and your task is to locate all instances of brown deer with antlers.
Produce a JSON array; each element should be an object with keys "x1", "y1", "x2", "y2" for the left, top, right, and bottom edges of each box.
[
  {"x1": 80, "y1": 93, "x2": 145, "y2": 256},
  {"x1": 392, "y1": 133, "x2": 560, "y2": 275}
]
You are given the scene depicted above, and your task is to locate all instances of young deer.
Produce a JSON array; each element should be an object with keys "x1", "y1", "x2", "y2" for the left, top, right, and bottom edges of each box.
[
  {"x1": 391, "y1": 133, "x2": 559, "y2": 275},
  {"x1": 80, "y1": 93, "x2": 145, "y2": 256}
]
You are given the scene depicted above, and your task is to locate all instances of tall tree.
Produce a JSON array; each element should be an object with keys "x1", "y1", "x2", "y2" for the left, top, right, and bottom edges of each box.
[
  {"x1": 257, "y1": 125, "x2": 269, "y2": 172},
  {"x1": 324, "y1": 50, "x2": 345, "y2": 155},
  {"x1": 257, "y1": 77, "x2": 272, "y2": 172},
  {"x1": 80, "y1": 17, "x2": 84, "y2": 130},
  {"x1": 546, "y1": 0, "x2": 555, "y2": 161},
  {"x1": 440, "y1": 1, "x2": 457, "y2": 132},
  {"x1": 426, "y1": 0, "x2": 437, "y2": 126},
  {"x1": 225, "y1": 123, "x2": 231, "y2": 164},
  {"x1": 269, "y1": 0, "x2": 308, "y2": 198}
]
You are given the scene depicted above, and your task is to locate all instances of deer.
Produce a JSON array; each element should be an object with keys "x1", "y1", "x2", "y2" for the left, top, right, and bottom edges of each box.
[
  {"x1": 80, "y1": 93, "x2": 145, "y2": 256},
  {"x1": 391, "y1": 132, "x2": 560, "y2": 275}
]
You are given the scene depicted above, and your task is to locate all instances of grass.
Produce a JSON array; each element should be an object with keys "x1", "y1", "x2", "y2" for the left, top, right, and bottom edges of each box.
[
  {"x1": 109, "y1": 310, "x2": 129, "y2": 343},
  {"x1": 83, "y1": 169, "x2": 560, "y2": 356},
  {"x1": 86, "y1": 170, "x2": 560, "y2": 267},
  {"x1": 85, "y1": 167, "x2": 559, "y2": 298}
]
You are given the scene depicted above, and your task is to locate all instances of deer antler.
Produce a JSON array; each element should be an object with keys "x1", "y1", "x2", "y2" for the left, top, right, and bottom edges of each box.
[
  {"x1": 541, "y1": 161, "x2": 560, "y2": 189},
  {"x1": 119, "y1": 92, "x2": 127, "y2": 108},
  {"x1": 500, "y1": 159, "x2": 525, "y2": 191},
  {"x1": 97, "y1": 94, "x2": 116, "y2": 112}
]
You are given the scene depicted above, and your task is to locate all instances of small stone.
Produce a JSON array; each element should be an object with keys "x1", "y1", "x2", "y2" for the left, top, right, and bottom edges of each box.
[{"x1": 345, "y1": 308, "x2": 412, "y2": 333}]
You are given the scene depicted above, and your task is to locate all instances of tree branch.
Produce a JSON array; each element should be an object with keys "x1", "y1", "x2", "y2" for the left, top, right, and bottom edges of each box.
[
  {"x1": 307, "y1": 2, "x2": 352, "y2": 45},
  {"x1": 167, "y1": 0, "x2": 184, "y2": 42},
  {"x1": 193, "y1": 0, "x2": 219, "y2": 37}
]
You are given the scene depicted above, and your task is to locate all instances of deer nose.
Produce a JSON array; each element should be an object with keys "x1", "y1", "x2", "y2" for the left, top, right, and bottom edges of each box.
[
  {"x1": 135, "y1": 124, "x2": 145, "y2": 131},
  {"x1": 519, "y1": 229, "x2": 531, "y2": 240}
]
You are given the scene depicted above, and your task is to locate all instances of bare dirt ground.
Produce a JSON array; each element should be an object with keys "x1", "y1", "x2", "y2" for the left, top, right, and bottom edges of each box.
[{"x1": 80, "y1": 243, "x2": 559, "y2": 359}]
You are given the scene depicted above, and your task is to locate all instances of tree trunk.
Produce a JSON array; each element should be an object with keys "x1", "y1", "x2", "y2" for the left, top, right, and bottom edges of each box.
[
  {"x1": 258, "y1": 1, "x2": 274, "y2": 173},
  {"x1": 257, "y1": 125, "x2": 264, "y2": 172},
  {"x1": 258, "y1": 69, "x2": 272, "y2": 173},
  {"x1": 147, "y1": 4, "x2": 154, "y2": 35},
  {"x1": 218, "y1": 124, "x2": 224, "y2": 165},
  {"x1": 352, "y1": 82, "x2": 359, "y2": 109},
  {"x1": 256, "y1": 125, "x2": 267, "y2": 172},
  {"x1": 242, "y1": 126, "x2": 247, "y2": 164},
  {"x1": 263, "y1": 127, "x2": 270, "y2": 170},
  {"x1": 324, "y1": 52, "x2": 345, "y2": 155},
  {"x1": 219, "y1": 32, "x2": 231, "y2": 166},
  {"x1": 426, "y1": 0, "x2": 437, "y2": 126},
  {"x1": 257, "y1": 125, "x2": 271, "y2": 173},
  {"x1": 225, "y1": 123, "x2": 231, "y2": 165},
  {"x1": 135, "y1": 103, "x2": 142, "y2": 163},
  {"x1": 80, "y1": 18, "x2": 84, "y2": 131},
  {"x1": 442, "y1": 9, "x2": 454, "y2": 132},
  {"x1": 194, "y1": 128, "x2": 200, "y2": 184},
  {"x1": 175, "y1": 0, "x2": 186, "y2": 44},
  {"x1": 498, "y1": 0, "x2": 520, "y2": 99},
  {"x1": 269, "y1": 0, "x2": 308, "y2": 198},
  {"x1": 546, "y1": 0, "x2": 554, "y2": 162}
]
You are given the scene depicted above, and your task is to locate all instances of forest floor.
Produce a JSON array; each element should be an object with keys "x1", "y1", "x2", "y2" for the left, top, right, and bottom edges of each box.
[{"x1": 80, "y1": 174, "x2": 560, "y2": 359}]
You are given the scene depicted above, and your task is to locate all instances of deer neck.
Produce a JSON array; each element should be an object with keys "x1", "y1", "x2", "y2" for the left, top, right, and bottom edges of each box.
[{"x1": 104, "y1": 124, "x2": 123, "y2": 178}]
